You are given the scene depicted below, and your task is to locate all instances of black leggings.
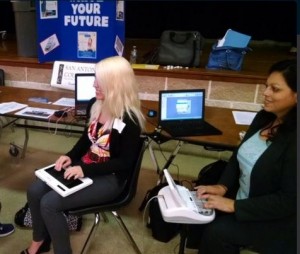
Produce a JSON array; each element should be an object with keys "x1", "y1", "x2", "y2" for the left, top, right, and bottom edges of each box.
[{"x1": 27, "y1": 174, "x2": 124, "y2": 254}]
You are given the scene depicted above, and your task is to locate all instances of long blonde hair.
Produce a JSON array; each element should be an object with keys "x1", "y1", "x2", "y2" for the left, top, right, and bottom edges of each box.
[{"x1": 89, "y1": 56, "x2": 145, "y2": 130}]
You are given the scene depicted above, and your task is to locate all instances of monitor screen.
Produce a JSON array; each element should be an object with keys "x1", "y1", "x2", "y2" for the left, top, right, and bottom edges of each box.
[
  {"x1": 159, "y1": 89, "x2": 205, "y2": 121},
  {"x1": 75, "y1": 73, "x2": 95, "y2": 105}
]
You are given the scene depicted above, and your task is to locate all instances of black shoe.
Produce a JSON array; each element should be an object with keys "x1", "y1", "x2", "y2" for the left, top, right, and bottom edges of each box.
[
  {"x1": 20, "y1": 236, "x2": 51, "y2": 254},
  {"x1": 0, "y1": 223, "x2": 15, "y2": 237}
]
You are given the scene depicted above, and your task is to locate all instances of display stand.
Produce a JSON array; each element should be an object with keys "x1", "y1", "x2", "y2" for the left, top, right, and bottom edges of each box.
[{"x1": 35, "y1": 0, "x2": 125, "y2": 63}]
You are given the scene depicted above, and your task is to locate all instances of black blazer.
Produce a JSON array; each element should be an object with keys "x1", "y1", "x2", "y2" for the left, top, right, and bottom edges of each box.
[
  {"x1": 219, "y1": 110, "x2": 296, "y2": 222},
  {"x1": 66, "y1": 98, "x2": 142, "y2": 183}
]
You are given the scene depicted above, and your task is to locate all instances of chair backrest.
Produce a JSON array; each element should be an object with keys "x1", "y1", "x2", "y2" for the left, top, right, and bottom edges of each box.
[
  {"x1": 69, "y1": 135, "x2": 147, "y2": 215},
  {"x1": 114, "y1": 135, "x2": 147, "y2": 207}
]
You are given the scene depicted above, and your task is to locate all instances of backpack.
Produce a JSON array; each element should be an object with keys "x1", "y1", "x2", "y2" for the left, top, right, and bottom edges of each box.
[
  {"x1": 14, "y1": 202, "x2": 83, "y2": 231},
  {"x1": 193, "y1": 159, "x2": 228, "y2": 187},
  {"x1": 139, "y1": 182, "x2": 180, "y2": 242}
]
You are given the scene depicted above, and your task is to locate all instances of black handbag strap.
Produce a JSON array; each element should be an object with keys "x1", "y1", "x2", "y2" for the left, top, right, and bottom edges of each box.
[
  {"x1": 189, "y1": 32, "x2": 200, "y2": 67},
  {"x1": 169, "y1": 31, "x2": 193, "y2": 44}
]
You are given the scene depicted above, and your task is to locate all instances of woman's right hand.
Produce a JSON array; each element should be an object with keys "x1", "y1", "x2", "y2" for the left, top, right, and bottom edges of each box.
[
  {"x1": 55, "y1": 155, "x2": 72, "y2": 171},
  {"x1": 194, "y1": 184, "x2": 227, "y2": 199}
]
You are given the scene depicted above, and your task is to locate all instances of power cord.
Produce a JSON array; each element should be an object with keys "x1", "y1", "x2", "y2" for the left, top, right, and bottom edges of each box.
[
  {"x1": 141, "y1": 194, "x2": 164, "y2": 254},
  {"x1": 48, "y1": 107, "x2": 77, "y2": 136}
]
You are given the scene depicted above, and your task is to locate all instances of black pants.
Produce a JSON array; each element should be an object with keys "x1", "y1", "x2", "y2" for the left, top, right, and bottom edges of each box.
[
  {"x1": 186, "y1": 214, "x2": 296, "y2": 254},
  {"x1": 27, "y1": 174, "x2": 124, "y2": 254}
]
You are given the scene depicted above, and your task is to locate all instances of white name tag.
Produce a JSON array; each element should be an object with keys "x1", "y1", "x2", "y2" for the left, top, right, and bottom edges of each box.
[{"x1": 113, "y1": 118, "x2": 126, "y2": 133}]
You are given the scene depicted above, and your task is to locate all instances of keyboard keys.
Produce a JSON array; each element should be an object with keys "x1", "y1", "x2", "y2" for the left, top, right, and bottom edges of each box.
[{"x1": 184, "y1": 189, "x2": 213, "y2": 216}]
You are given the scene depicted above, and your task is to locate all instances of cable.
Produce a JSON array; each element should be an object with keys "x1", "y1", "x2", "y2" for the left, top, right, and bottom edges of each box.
[
  {"x1": 141, "y1": 194, "x2": 164, "y2": 254},
  {"x1": 47, "y1": 107, "x2": 80, "y2": 136}
]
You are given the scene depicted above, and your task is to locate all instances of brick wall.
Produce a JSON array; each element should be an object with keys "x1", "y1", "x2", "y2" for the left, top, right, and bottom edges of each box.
[{"x1": 0, "y1": 65, "x2": 265, "y2": 112}]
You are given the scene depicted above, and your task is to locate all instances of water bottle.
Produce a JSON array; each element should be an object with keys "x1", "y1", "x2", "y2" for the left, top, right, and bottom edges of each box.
[{"x1": 130, "y1": 46, "x2": 137, "y2": 64}]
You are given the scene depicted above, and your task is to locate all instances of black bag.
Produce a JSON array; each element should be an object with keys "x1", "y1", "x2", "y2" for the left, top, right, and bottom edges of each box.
[
  {"x1": 139, "y1": 182, "x2": 180, "y2": 242},
  {"x1": 14, "y1": 202, "x2": 83, "y2": 231},
  {"x1": 206, "y1": 44, "x2": 251, "y2": 71},
  {"x1": 193, "y1": 159, "x2": 228, "y2": 186},
  {"x1": 194, "y1": 159, "x2": 239, "y2": 200},
  {"x1": 157, "y1": 30, "x2": 204, "y2": 67}
]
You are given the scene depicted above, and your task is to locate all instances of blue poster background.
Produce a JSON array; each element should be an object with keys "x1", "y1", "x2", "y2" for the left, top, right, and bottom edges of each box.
[{"x1": 36, "y1": 0, "x2": 125, "y2": 63}]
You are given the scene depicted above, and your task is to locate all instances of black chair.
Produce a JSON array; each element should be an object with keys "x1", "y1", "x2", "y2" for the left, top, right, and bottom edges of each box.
[{"x1": 69, "y1": 136, "x2": 148, "y2": 254}]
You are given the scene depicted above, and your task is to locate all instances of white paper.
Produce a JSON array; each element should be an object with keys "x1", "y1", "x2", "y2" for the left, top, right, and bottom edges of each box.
[
  {"x1": 232, "y1": 111, "x2": 257, "y2": 125},
  {"x1": 15, "y1": 107, "x2": 56, "y2": 119},
  {"x1": 0, "y1": 102, "x2": 28, "y2": 114},
  {"x1": 52, "y1": 97, "x2": 75, "y2": 107}
]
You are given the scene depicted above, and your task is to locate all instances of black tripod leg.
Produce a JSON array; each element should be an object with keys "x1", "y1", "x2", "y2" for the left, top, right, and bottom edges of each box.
[{"x1": 178, "y1": 224, "x2": 188, "y2": 254}]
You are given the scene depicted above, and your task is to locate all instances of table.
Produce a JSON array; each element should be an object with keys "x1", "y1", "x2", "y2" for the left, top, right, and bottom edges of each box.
[
  {"x1": 141, "y1": 100, "x2": 247, "y2": 150},
  {"x1": 0, "y1": 86, "x2": 85, "y2": 158},
  {"x1": 0, "y1": 86, "x2": 248, "y2": 159}
]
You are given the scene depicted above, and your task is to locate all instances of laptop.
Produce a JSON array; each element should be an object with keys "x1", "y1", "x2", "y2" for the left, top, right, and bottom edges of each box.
[
  {"x1": 35, "y1": 164, "x2": 93, "y2": 197},
  {"x1": 75, "y1": 73, "x2": 95, "y2": 117},
  {"x1": 158, "y1": 89, "x2": 222, "y2": 137}
]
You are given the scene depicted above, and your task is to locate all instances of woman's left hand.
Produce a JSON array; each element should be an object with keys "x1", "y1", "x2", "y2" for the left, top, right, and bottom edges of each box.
[
  {"x1": 64, "y1": 166, "x2": 84, "y2": 180},
  {"x1": 203, "y1": 195, "x2": 235, "y2": 213}
]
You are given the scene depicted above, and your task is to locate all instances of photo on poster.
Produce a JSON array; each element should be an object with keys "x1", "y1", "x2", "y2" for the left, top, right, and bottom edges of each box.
[
  {"x1": 114, "y1": 35, "x2": 124, "y2": 56},
  {"x1": 40, "y1": 34, "x2": 60, "y2": 55},
  {"x1": 116, "y1": 0, "x2": 124, "y2": 21},
  {"x1": 39, "y1": 0, "x2": 58, "y2": 19},
  {"x1": 78, "y1": 32, "x2": 97, "y2": 59}
]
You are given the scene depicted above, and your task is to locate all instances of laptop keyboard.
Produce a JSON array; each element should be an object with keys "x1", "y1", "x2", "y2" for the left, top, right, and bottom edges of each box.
[{"x1": 162, "y1": 121, "x2": 222, "y2": 137}]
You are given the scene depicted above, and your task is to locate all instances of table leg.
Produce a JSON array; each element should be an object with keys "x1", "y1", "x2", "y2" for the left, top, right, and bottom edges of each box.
[{"x1": 20, "y1": 119, "x2": 29, "y2": 159}]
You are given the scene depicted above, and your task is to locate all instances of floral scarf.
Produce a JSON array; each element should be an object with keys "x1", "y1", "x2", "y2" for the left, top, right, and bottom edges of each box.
[{"x1": 81, "y1": 119, "x2": 111, "y2": 164}]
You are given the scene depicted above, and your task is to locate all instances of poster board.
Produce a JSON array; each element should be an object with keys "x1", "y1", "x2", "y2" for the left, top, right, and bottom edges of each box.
[{"x1": 36, "y1": 0, "x2": 125, "y2": 63}]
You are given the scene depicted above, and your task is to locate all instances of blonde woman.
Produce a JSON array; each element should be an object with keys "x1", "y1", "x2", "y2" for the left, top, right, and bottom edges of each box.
[{"x1": 22, "y1": 56, "x2": 145, "y2": 254}]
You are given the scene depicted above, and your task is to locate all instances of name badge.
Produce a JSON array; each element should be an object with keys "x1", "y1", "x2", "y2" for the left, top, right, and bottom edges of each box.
[{"x1": 113, "y1": 118, "x2": 126, "y2": 133}]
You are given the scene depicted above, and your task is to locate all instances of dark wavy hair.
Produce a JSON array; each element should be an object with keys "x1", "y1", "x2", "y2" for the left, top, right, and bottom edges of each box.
[
  {"x1": 261, "y1": 59, "x2": 297, "y2": 141},
  {"x1": 268, "y1": 59, "x2": 296, "y2": 92}
]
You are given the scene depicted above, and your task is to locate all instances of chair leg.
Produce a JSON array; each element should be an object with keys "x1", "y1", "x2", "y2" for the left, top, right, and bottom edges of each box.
[
  {"x1": 101, "y1": 212, "x2": 109, "y2": 222},
  {"x1": 111, "y1": 211, "x2": 142, "y2": 254},
  {"x1": 80, "y1": 212, "x2": 101, "y2": 254}
]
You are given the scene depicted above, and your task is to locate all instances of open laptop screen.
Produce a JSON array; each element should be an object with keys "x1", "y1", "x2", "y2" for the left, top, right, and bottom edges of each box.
[
  {"x1": 159, "y1": 89, "x2": 205, "y2": 122},
  {"x1": 75, "y1": 73, "x2": 95, "y2": 116}
]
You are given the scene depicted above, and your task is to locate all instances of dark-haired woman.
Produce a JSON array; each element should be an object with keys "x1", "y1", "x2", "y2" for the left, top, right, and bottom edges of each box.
[{"x1": 192, "y1": 59, "x2": 297, "y2": 254}]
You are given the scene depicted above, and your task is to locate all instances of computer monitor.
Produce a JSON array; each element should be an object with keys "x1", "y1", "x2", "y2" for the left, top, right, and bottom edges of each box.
[{"x1": 74, "y1": 73, "x2": 95, "y2": 116}]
